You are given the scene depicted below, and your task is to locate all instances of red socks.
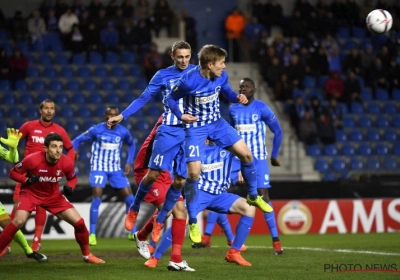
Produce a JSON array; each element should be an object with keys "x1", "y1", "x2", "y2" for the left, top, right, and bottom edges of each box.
[
  {"x1": 0, "y1": 222, "x2": 19, "y2": 251},
  {"x1": 33, "y1": 206, "x2": 46, "y2": 243},
  {"x1": 170, "y1": 218, "x2": 186, "y2": 263},
  {"x1": 73, "y1": 218, "x2": 90, "y2": 256}
]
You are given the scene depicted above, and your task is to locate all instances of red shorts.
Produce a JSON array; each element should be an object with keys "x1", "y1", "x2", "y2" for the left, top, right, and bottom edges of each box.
[
  {"x1": 17, "y1": 189, "x2": 74, "y2": 215},
  {"x1": 13, "y1": 183, "x2": 21, "y2": 201},
  {"x1": 134, "y1": 168, "x2": 173, "y2": 206}
]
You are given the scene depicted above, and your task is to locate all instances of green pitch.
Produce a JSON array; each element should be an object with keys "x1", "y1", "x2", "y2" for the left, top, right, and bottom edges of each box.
[{"x1": 1, "y1": 233, "x2": 399, "y2": 280}]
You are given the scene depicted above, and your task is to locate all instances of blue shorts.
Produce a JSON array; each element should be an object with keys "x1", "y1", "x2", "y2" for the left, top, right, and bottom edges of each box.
[
  {"x1": 148, "y1": 124, "x2": 187, "y2": 178},
  {"x1": 89, "y1": 170, "x2": 130, "y2": 189},
  {"x1": 195, "y1": 189, "x2": 241, "y2": 214},
  {"x1": 185, "y1": 118, "x2": 242, "y2": 162},
  {"x1": 230, "y1": 157, "x2": 270, "y2": 188}
]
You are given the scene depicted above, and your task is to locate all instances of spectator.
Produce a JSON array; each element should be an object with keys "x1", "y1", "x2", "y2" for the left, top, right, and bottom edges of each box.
[
  {"x1": 69, "y1": 24, "x2": 86, "y2": 53},
  {"x1": 9, "y1": 48, "x2": 28, "y2": 82},
  {"x1": 134, "y1": 0, "x2": 152, "y2": 23},
  {"x1": 181, "y1": 10, "x2": 198, "y2": 53},
  {"x1": 0, "y1": 48, "x2": 9, "y2": 80},
  {"x1": 121, "y1": 0, "x2": 135, "y2": 19},
  {"x1": 388, "y1": 58, "x2": 400, "y2": 92},
  {"x1": 361, "y1": 44, "x2": 375, "y2": 73},
  {"x1": 285, "y1": 10, "x2": 306, "y2": 38},
  {"x1": 112, "y1": 8, "x2": 125, "y2": 30},
  {"x1": 27, "y1": 10, "x2": 46, "y2": 44},
  {"x1": 71, "y1": 0, "x2": 86, "y2": 17},
  {"x1": 366, "y1": 57, "x2": 389, "y2": 91},
  {"x1": 46, "y1": 10, "x2": 59, "y2": 32},
  {"x1": 107, "y1": 0, "x2": 119, "y2": 18},
  {"x1": 290, "y1": 95, "x2": 309, "y2": 129},
  {"x1": 10, "y1": 10, "x2": 29, "y2": 42},
  {"x1": 249, "y1": 0, "x2": 265, "y2": 26},
  {"x1": 327, "y1": 98, "x2": 343, "y2": 129},
  {"x1": 286, "y1": 54, "x2": 306, "y2": 89},
  {"x1": 54, "y1": 0, "x2": 69, "y2": 19},
  {"x1": 266, "y1": 0, "x2": 283, "y2": 30},
  {"x1": 310, "y1": 46, "x2": 329, "y2": 79},
  {"x1": 119, "y1": 19, "x2": 135, "y2": 50},
  {"x1": 343, "y1": 70, "x2": 362, "y2": 104},
  {"x1": 143, "y1": 42, "x2": 163, "y2": 82},
  {"x1": 266, "y1": 56, "x2": 284, "y2": 89},
  {"x1": 132, "y1": 19, "x2": 152, "y2": 54},
  {"x1": 161, "y1": 46, "x2": 172, "y2": 68},
  {"x1": 321, "y1": 33, "x2": 339, "y2": 54},
  {"x1": 93, "y1": 9, "x2": 109, "y2": 31},
  {"x1": 88, "y1": 0, "x2": 104, "y2": 19},
  {"x1": 244, "y1": 16, "x2": 265, "y2": 42},
  {"x1": 327, "y1": 46, "x2": 341, "y2": 73},
  {"x1": 225, "y1": 7, "x2": 246, "y2": 62},
  {"x1": 316, "y1": 109, "x2": 335, "y2": 144},
  {"x1": 0, "y1": 8, "x2": 6, "y2": 29},
  {"x1": 274, "y1": 73, "x2": 294, "y2": 102},
  {"x1": 282, "y1": 45, "x2": 293, "y2": 67},
  {"x1": 153, "y1": 0, "x2": 174, "y2": 37},
  {"x1": 100, "y1": 21, "x2": 120, "y2": 53},
  {"x1": 310, "y1": 96, "x2": 324, "y2": 119},
  {"x1": 78, "y1": 9, "x2": 91, "y2": 33},
  {"x1": 85, "y1": 23, "x2": 101, "y2": 52},
  {"x1": 58, "y1": 8, "x2": 79, "y2": 45},
  {"x1": 303, "y1": 32, "x2": 320, "y2": 55},
  {"x1": 343, "y1": 47, "x2": 362, "y2": 76},
  {"x1": 254, "y1": 30, "x2": 269, "y2": 62},
  {"x1": 324, "y1": 70, "x2": 345, "y2": 100},
  {"x1": 298, "y1": 109, "x2": 318, "y2": 145}
]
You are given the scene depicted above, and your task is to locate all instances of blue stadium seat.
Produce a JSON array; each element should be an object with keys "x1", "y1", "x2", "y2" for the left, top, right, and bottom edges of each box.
[
  {"x1": 394, "y1": 142, "x2": 400, "y2": 156},
  {"x1": 60, "y1": 67, "x2": 74, "y2": 78},
  {"x1": 111, "y1": 66, "x2": 125, "y2": 77},
  {"x1": 343, "y1": 116, "x2": 355, "y2": 128},
  {"x1": 0, "y1": 80, "x2": 11, "y2": 91},
  {"x1": 366, "y1": 129, "x2": 380, "y2": 141},
  {"x1": 78, "y1": 146, "x2": 92, "y2": 161},
  {"x1": 375, "y1": 143, "x2": 389, "y2": 156},
  {"x1": 49, "y1": 79, "x2": 63, "y2": 91},
  {"x1": 332, "y1": 158, "x2": 347, "y2": 173},
  {"x1": 25, "y1": 106, "x2": 40, "y2": 118},
  {"x1": 350, "y1": 102, "x2": 364, "y2": 114},
  {"x1": 323, "y1": 172, "x2": 338, "y2": 181},
  {"x1": 43, "y1": 67, "x2": 58, "y2": 78},
  {"x1": 129, "y1": 65, "x2": 142, "y2": 76},
  {"x1": 101, "y1": 79, "x2": 114, "y2": 90},
  {"x1": 367, "y1": 158, "x2": 380, "y2": 171},
  {"x1": 32, "y1": 80, "x2": 46, "y2": 91},
  {"x1": 383, "y1": 130, "x2": 397, "y2": 141},
  {"x1": 94, "y1": 66, "x2": 108, "y2": 77},
  {"x1": 72, "y1": 92, "x2": 86, "y2": 104},
  {"x1": 392, "y1": 116, "x2": 400, "y2": 129},
  {"x1": 367, "y1": 102, "x2": 381, "y2": 114},
  {"x1": 39, "y1": 54, "x2": 52, "y2": 65},
  {"x1": 383, "y1": 103, "x2": 397, "y2": 114},
  {"x1": 341, "y1": 144, "x2": 355, "y2": 156},
  {"x1": 89, "y1": 52, "x2": 103, "y2": 64},
  {"x1": 335, "y1": 130, "x2": 346, "y2": 142},
  {"x1": 292, "y1": 89, "x2": 305, "y2": 99},
  {"x1": 8, "y1": 107, "x2": 23, "y2": 118},
  {"x1": 106, "y1": 92, "x2": 120, "y2": 103},
  {"x1": 66, "y1": 80, "x2": 80, "y2": 91},
  {"x1": 375, "y1": 88, "x2": 389, "y2": 101},
  {"x1": 105, "y1": 52, "x2": 120, "y2": 64},
  {"x1": 358, "y1": 115, "x2": 372, "y2": 128},
  {"x1": 118, "y1": 79, "x2": 131, "y2": 90},
  {"x1": 315, "y1": 158, "x2": 330, "y2": 173},
  {"x1": 77, "y1": 67, "x2": 91, "y2": 78},
  {"x1": 383, "y1": 158, "x2": 398, "y2": 171},
  {"x1": 122, "y1": 51, "x2": 136, "y2": 64},
  {"x1": 146, "y1": 105, "x2": 163, "y2": 117},
  {"x1": 94, "y1": 105, "x2": 106, "y2": 116},
  {"x1": 0, "y1": 108, "x2": 4, "y2": 118},
  {"x1": 338, "y1": 102, "x2": 348, "y2": 114},
  {"x1": 361, "y1": 89, "x2": 372, "y2": 102},
  {"x1": 15, "y1": 80, "x2": 28, "y2": 91},
  {"x1": 349, "y1": 129, "x2": 363, "y2": 141},
  {"x1": 82, "y1": 119, "x2": 97, "y2": 130},
  {"x1": 65, "y1": 120, "x2": 82, "y2": 136},
  {"x1": 324, "y1": 144, "x2": 338, "y2": 156},
  {"x1": 72, "y1": 53, "x2": 86, "y2": 65},
  {"x1": 3, "y1": 94, "x2": 15, "y2": 105},
  {"x1": 26, "y1": 54, "x2": 35, "y2": 64},
  {"x1": 84, "y1": 80, "x2": 97, "y2": 90},
  {"x1": 37, "y1": 92, "x2": 50, "y2": 102},
  {"x1": 376, "y1": 116, "x2": 390, "y2": 128},
  {"x1": 27, "y1": 67, "x2": 40, "y2": 78},
  {"x1": 358, "y1": 143, "x2": 372, "y2": 156},
  {"x1": 0, "y1": 29, "x2": 9, "y2": 40},
  {"x1": 344, "y1": 39, "x2": 358, "y2": 50},
  {"x1": 78, "y1": 107, "x2": 92, "y2": 118},
  {"x1": 307, "y1": 145, "x2": 321, "y2": 157},
  {"x1": 303, "y1": 76, "x2": 316, "y2": 88},
  {"x1": 337, "y1": 27, "x2": 350, "y2": 39},
  {"x1": 135, "y1": 118, "x2": 150, "y2": 131},
  {"x1": 87, "y1": 92, "x2": 103, "y2": 104},
  {"x1": 54, "y1": 92, "x2": 69, "y2": 104},
  {"x1": 19, "y1": 92, "x2": 34, "y2": 104},
  {"x1": 135, "y1": 79, "x2": 147, "y2": 91},
  {"x1": 392, "y1": 88, "x2": 400, "y2": 101},
  {"x1": 352, "y1": 26, "x2": 366, "y2": 39},
  {"x1": 60, "y1": 106, "x2": 75, "y2": 118},
  {"x1": 350, "y1": 158, "x2": 364, "y2": 171},
  {"x1": 55, "y1": 53, "x2": 69, "y2": 65}
]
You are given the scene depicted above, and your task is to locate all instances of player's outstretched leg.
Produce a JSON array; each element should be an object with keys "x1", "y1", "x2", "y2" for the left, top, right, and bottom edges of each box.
[
  {"x1": 31, "y1": 206, "x2": 46, "y2": 252},
  {"x1": 73, "y1": 218, "x2": 105, "y2": 264},
  {"x1": 225, "y1": 215, "x2": 253, "y2": 267},
  {"x1": 13, "y1": 230, "x2": 48, "y2": 262},
  {"x1": 184, "y1": 178, "x2": 201, "y2": 243},
  {"x1": 89, "y1": 197, "x2": 102, "y2": 246},
  {"x1": 263, "y1": 200, "x2": 283, "y2": 255}
]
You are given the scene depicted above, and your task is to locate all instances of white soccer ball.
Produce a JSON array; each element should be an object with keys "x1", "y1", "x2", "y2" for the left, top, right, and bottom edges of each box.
[{"x1": 366, "y1": 9, "x2": 393, "y2": 34}]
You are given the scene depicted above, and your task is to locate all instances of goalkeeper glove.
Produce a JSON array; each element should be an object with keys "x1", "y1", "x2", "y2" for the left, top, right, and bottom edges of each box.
[
  {"x1": 23, "y1": 175, "x2": 39, "y2": 186},
  {"x1": 0, "y1": 128, "x2": 23, "y2": 149},
  {"x1": 63, "y1": 185, "x2": 74, "y2": 196}
]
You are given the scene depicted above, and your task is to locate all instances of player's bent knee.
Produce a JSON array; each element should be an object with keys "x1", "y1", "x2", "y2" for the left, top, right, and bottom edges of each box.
[
  {"x1": 12, "y1": 218, "x2": 25, "y2": 228},
  {"x1": 173, "y1": 177, "x2": 185, "y2": 189},
  {"x1": 144, "y1": 169, "x2": 162, "y2": 184},
  {"x1": 172, "y1": 201, "x2": 187, "y2": 219}
]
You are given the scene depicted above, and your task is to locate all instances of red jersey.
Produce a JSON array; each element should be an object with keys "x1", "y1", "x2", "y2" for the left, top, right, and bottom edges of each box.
[
  {"x1": 19, "y1": 120, "x2": 75, "y2": 162},
  {"x1": 9, "y1": 151, "x2": 78, "y2": 197}
]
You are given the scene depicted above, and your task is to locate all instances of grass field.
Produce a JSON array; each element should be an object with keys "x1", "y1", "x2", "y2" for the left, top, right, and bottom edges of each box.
[{"x1": 1, "y1": 233, "x2": 400, "y2": 280}]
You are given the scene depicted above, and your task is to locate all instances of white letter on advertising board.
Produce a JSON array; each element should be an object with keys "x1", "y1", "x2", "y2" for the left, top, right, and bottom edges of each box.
[
  {"x1": 351, "y1": 200, "x2": 383, "y2": 233},
  {"x1": 319, "y1": 201, "x2": 347, "y2": 234}
]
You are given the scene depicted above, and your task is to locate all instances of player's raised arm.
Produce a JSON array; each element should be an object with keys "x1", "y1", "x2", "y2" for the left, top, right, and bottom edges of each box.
[
  {"x1": 221, "y1": 75, "x2": 248, "y2": 104},
  {"x1": 261, "y1": 107, "x2": 282, "y2": 166},
  {"x1": 9, "y1": 157, "x2": 34, "y2": 183}
]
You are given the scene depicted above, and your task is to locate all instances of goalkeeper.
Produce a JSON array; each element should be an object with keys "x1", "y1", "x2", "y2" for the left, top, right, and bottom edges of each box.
[{"x1": 0, "y1": 128, "x2": 47, "y2": 262}]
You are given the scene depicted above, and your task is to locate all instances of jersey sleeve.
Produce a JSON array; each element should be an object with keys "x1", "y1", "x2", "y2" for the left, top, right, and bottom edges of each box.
[
  {"x1": 124, "y1": 128, "x2": 136, "y2": 165},
  {"x1": 9, "y1": 156, "x2": 34, "y2": 183},
  {"x1": 166, "y1": 74, "x2": 190, "y2": 119},
  {"x1": 220, "y1": 73, "x2": 239, "y2": 103},
  {"x1": 261, "y1": 104, "x2": 282, "y2": 159},
  {"x1": 18, "y1": 121, "x2": 30, "y2": 141},
  {"x1": 63, "y1": 157, "x2": 78, "y2": 188}
]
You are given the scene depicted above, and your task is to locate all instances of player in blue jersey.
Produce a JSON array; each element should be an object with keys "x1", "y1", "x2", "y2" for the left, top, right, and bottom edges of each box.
[
  {"x1": 145, "y1": 140, "x2": 255, "y2": 267},
  {"x1": 72, "y1": 106, "x2": 136, "y2": 245},
  {"x1": 107, "y1": 41, "x2": 198, "y2": 237},
  {"x1": 229, "y1": 77, "x2": 283, "y2": 255},
  {"x1": 166, "y1": 44, "x2": 272, "y2": 243}
]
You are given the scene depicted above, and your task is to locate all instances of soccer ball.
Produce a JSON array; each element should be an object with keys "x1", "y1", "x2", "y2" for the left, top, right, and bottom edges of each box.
[{"x1": 366, "y1": 9, "x2": 393, "y2": 34}]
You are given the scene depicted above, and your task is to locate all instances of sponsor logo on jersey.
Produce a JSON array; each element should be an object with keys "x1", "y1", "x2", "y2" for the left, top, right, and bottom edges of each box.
[
  {"x1": 34, "y1": 130, "x2": 42, "y2": 133},
  {"x1": 16, "y1": 162, "x2": 23, "y2": 169},
  {"x1": 153, "y1": 189, "x2": 159, "y2": 196},
  {"x1": 56, "y1": 170, "x2": 61, "y2": 176},
  {"x1": 195, "y1": 92, "x2": 219, "y2": 104},
  {"x1": 39, "y1": 176, "x2": 63, "y2": 183},
  {"x1": 39, "y1": 169, "x2": 48, "y2": 173},
  {"x1": 101, "y1": 143, "x2": 119, "y2": 150},
  {"x1": 115, "y1": 136, "x2": 121, "y2": 143},
  {"x1": 252, "y1": 114, "x2": 259, "y2": 122},
  {"x1": 235, "y1": 124, "x2": 256, "y2": 132},
  {"x1": 201, "y1": 161, "x2": 223, "y2": 172},
  {"x1": 220, "y1": 150, "x2": 227, "y2": 158},
  {"x1": 31, "y1": 136, "x2": 45, "y2": 143}
]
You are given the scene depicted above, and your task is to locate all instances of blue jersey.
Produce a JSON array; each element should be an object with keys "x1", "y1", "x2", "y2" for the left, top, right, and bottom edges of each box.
[
  {"x1": 199, "y1": 144, "x2": 232, "y2": 195},
  {"x1": 229, "y1": 99, "x2": 277, "y2": 160},
  {"x1": 167, "y1": 65, "x2": 240, "y2": 127},
  {"x1": 121, "y1": 64, "x2": 196, "y2": 126},
  {"x1": 72, "y1": 123, "x2": 135, "y2": 172}
]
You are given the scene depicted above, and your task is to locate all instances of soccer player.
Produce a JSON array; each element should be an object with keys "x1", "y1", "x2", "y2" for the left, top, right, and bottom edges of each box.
[
  {"x1": 132, "y1": 116, "x2": 194, "y2": 271},
  {"x1": 106, "y1": 41, "x2": 196, "y2": 235},
  {"x1": 147, "y1": 140, "x2": 255, "y2": 267},
  {"x1": 0, "y1": 128, "x2": 47, "y2": 262},
  {"x1": 72, "y1": 106, "x2": 136, "y2": 245},
  {"x1": 13, "y1": 99, "x2": 75, "y2": 252},
  {"x1": 166, "y1": 44, "x2": 271, "y2": 242},
  {"x1": 0, "y1": 133, "x2": 104, "y2": 264},
  {"x1": 229, "y1": 77, "x2": 283, "y2": 255}
]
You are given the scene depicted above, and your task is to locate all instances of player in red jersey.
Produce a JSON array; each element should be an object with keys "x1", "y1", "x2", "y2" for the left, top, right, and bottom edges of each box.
[
  {"x1": 13, "y1": 99, "x2": 75, "y2": 252},
  {"x1": 0, "y1": 133, "x2": 104, "y2": 264},
  {"x1": 133, "y1": 116, "x2": 194, "y2": 271}
]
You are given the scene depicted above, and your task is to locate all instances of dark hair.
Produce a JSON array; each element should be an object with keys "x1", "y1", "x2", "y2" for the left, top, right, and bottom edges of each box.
[
  {"x1": 39, "y1": 99, "x2": 55, "y2": 110},
  {"x1": 106, "y1": 106, "x2": 119, "y2": 114},
  {"x1": 198, "y1": 45, "x2": 227, "y2": 68},
  {"x1": 44, "y1": 133, "x2": 63, "y2": 147},
  {"x1": 241, "y1": 77, "x2": 255, "y2": 87},
  {"x1": 171, "y1": 41, "x2": 191, "y2": 55}
]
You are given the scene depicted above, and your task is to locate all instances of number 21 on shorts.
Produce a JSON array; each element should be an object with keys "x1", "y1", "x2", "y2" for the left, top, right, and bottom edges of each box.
[{"x1": 189, "y1": 145, "x2": 199, "y2": 157}]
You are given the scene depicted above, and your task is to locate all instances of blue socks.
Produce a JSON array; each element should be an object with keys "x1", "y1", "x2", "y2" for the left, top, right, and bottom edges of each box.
[
  {"x1": 90, "y1": 197, "x2": 102, "y2": 234},
  {"x1": 153, "y1": 227, "x2": 172, "y2": 260},
  {"x1": 217, "y1": 214, "x2": 234, "y2": 242},
  {"x1": 156, "y1": 185, "x2": 181, "y2": 224},
  {"x1": 240, "y1": 161, "x2": 258, "y2": 198},
  {"x1": 204, "y1": 211, "x2": 219, "y2": 235},
  {"x1": 264, "y1": 201, "x2": 279, "y2": 240},
  {"x1": 231, "y1": 216, "x2": 253, "y2": 251},
  {"x1": 184, "y1": 178, "x2": 200, "y2": 224},
  {"x1": 131, "y1": 180, "x2": 153, "y2": 212}
]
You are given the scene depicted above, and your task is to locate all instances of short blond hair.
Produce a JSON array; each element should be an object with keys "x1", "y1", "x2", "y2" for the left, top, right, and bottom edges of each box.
[{"x1": 198, "y1": 45, "x2": 227, "y2": 69}]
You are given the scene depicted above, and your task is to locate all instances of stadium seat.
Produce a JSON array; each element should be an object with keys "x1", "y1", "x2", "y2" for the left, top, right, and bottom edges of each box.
[
  {"x1": 383, "y1": 158, "x2": 398, "y2": 170},
  {"x1": 303, "y1": 76, "x2": 316, "y2": 88},
  {"x1": 307, "y1": 145, "x2": 321, "y2": 157},
  {"x1": 135, "y1": 118, "x2": 151, "y2": 131},
  {"x1": 66, "y1": 80, "x2": 80, "y2": 91},
  {"x1": 37, "y1": 92, "x2": 51, "y2": 102},
  {"x1": 72, "y1": 53, "x2": 86, "y2": 65},
  {"x1": 383, "y1": 103, "x2": 397, "y2": 114},
  {"x1": 337, "y1": 27, "x2": 350, "y2": 39},
  {"x1": 78, "y1": 145, "x2": 92, "y2": 161},
  {"x1": 105, "y1": 52, "x2": 120, "y2": 64},
  {"x1": 82, "y1": 119, "x2": 97, "y2": 130},
  {"x1": 32, "y1": 80, "x2": 46, "y2": 91},
  {"x1": 0, "y1": 108, "x2": 4, "y2": 118},
  {"x1": 323, "y1": 172, "x2": 338, "y2": 181},
  {"x1": 324, "y1": 144, "x2": 338, "y2": 156},
  {"x1": 367, "y1": 102, "x2": 381, "y2": 114},
  {"x1": 344, "y1": 39, "x2": 358, "y2": 50},
  {"x1": 101, "y1": 79, "x2": 114, "y2": 90},
  {"x1": 87, "y1": 92, "x2": 103, "y2": 104},
  {"x1": 94, "y1": 105, "x2": 106, "y2": 116},
  {"x1": 72, "y1": 92, "x2": 86, "y2": 104},
  {"x1": 315, "y1": 158, "x2": 329, "y2": 172},
  {"x1": 376, "y1": 116, "x2": 390, "y2": 128},
  {"x1": 350, "y1": 158, "x2": 364, "y2": 171},
  {"x1": 375, "y1": 143, "x2": 389, "y2": 156},
  {"x1": 94, "y1": 66, "x2": 108, "y2": 77},
  {"x1": 78, "y1": 107, "x2": 92, "y2": 118},
  {"x1": 349, "y1": 129, "x2": 363, "y2": 141},
  {"x1": 3, "y1": 94, "x2": 15, "y2": 105},
  {"x1": 106, "y1": 92, "x2": 120, "y2": 103},
  {"x1": 60, "y1": 67, "x2": 74, "y2": 78},
  {"x1": 122, "y1": 51, "x2": 136, "y2": 64},
  {"x1": 25, "y1": 106, "x2": 40, "y2": 118},
  {"x1": 49, "y1": 79, "x2": 63, "y2": 91},
  {"x1": 8, "y1": 107, "x2": 23, "y2": 118},
  {"x1": 332, "y1": 158, "x2": 347, "y2": 173},
  {"x1": 129, "y1": 65, "x2": 142, "y2": 76},
  {"x1": 383, "y1": 130, "x2": 397, "y2": 141},
  {"x1": 361, "y1": 89, "x2": 372, "y2": 101},
  {"x1": 77, "y1": 67, "x2": 91, "y2": 78},
  {"x1": 39, "y1": 54, "x2": 52, "y2": 65},
  {"x1": 15, "y1": 80, "x2": 28, "y2": 91},
  {"x1": 358, "y1": 143, "x2": 372, "y2": 156},
  {"x1": 60, "y1": 106, "x2": 75, "y2": 118},
  {"x1": 19, "y1": 92, "x2": 34, "y2": 104},
  {"x1": 118, "y1": 79, "x2": 131, "y2": 90},
  {"x1": 55, "y1": 53, "x2": 69, "y2": 65},
  {"x1": 335, "y1": 130, "x2": 347, "y2": 142},
  {"x1": 392, "y1": 88, "x2": 400, "y2": 101},
  {"x1": 392, "y1": 116, "x2": 400, "y2": 129},
  {"x1": 343, "y1": 116, "x2": 355, "y2": 128},
  {"x1": 43, "y1": 67, "x2": 58, "y2": 78},
  {"x1": 292, "y1": 89, "x2": 305, "y2": 99},
  {"x1": 27, "y1": 67, "x2": 40, "y2": 78},
  {"x1": 89, "y1": 52, "x2": 103, "y2": 64},
  {"x1": 394, "y1": 142, "x2": 400, "y2": 156},
  {"x1": 0, "y1": 29, "x2": 9, "y2": 40},
  {"x1": 352, "y1": 26, "x2": 366, "y2": 39},
  {"x1": 341, "y1": 144, "x2": 355, "y2": 156},
  {"x1": 366, "y1": 129, "x2": 380, "y2": 141},
  {"x1": 0, "y1": 80, "x2": 11, "y2": 91},
  {"x1": 146, "y1": 105, "x2": 163, "y2": 117},
  {"x1": 367, "y1": 158, "x2": 380, "y2": 171},
  {"x1": 54, "y1": 92, "x2": 69, "y2": 104},
  {"x1": 350, "y1": 102, "x2": 364, "y2": 114},
  {"x1": 135, "y1": 79, "x2": 147, "y2": 91},
  {"x1": 375, "y1": 88, "x2": 389, "y2": 101},
  {"x1": 84, "y1": 80, "x2": 97, "y2": 90},
  {"x1": 358, "y1": 115, "x2": 372, "y2": 128}
]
